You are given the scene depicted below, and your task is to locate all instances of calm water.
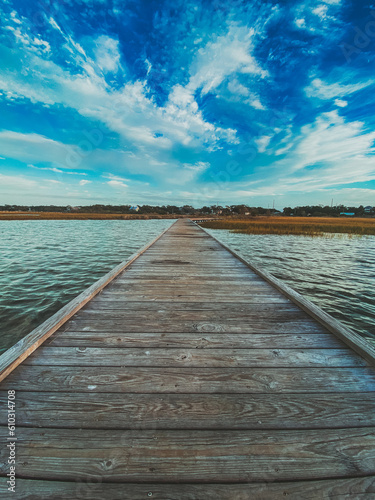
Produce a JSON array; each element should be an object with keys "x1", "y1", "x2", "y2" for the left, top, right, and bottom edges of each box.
[
  {"x1": 205, "y1": 228, "x2": 375, "y2": 346},
  {"x1": 0, "y1": 219, "x2": 173, "y2": 353},
  {"x1": 1, "y1": 220, "x2": 374, "y2": 354}
]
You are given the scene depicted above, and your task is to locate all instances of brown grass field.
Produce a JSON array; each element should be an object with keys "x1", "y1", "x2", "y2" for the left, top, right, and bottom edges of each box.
[{"x1": 200, "y1": 217, "x2": 375, "y2": 237}]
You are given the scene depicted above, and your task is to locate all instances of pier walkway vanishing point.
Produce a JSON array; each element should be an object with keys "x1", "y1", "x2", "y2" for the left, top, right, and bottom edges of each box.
[{"x1": 0, "y1": 218, "x2": 375, "y2": 499}]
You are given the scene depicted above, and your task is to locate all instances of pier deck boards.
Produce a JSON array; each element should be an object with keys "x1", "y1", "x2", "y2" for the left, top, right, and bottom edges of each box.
[{"x1": 1, "y1": 219, "x2": 375, "y2": 498}]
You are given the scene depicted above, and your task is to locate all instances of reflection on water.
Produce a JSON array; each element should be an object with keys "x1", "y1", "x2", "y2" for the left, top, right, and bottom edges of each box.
[
  {"x1": 0, "y1": 219, "x2": 173, "y2": 353},
  {"x1": 204, "y1": 228, "x2": 375, "y2": 345}
]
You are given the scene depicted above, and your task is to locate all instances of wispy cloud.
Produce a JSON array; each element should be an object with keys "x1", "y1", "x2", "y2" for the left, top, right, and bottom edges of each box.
[
  {"x1": 107, "y1": 180, "x2": 128, "y2": 188},
  {"x1": 305, "y1": 78, "x2": 373, "y2": 100}
]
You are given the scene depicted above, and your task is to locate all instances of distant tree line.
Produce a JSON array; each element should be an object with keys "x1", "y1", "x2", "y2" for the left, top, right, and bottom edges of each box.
[
  {"x1": 282, "y1": 205, "x2": 374, "y2": 217},
  {"x1": 0, "y1": 204, "x2": 373, "y2": 216}
]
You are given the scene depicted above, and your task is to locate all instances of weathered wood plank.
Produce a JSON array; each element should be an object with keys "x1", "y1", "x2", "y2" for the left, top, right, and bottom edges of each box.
[
  {"x1": 78, "y1": 304, "x2": 301, "y2": 319},
  {"x1": 2, "y1": 366, "x2": 375, "y2": 393},
  {"x1": 63, "y1": 317, "x2": 327, "y2": 333},
  {"x1": 92, "y1": 294, "x2": 289, "y2": 305},
  {"x1": 107, "y1": 283, "x2": 276, "y2": 291},
  {"x1": 1, "y1": 427, "x2": 375, "y2": 482},
  {"x1": 1, "y1": 477, "x2": 374, "y2": 500},
  {"x1": 95, "y1": 293, "x2": 292, "y2": 304},
  {"x1": 114, "y1": 276, "x2": 266, "y2": 283},
  {"x1": 1, "y1": 392, "x2": 374, "y2": 429},
  {"x1": 46, "y1": 332, "x2": 345, "y2": 349},
  {"x1": 23, "y1": 347, "x2": 367, "y2": 368}
]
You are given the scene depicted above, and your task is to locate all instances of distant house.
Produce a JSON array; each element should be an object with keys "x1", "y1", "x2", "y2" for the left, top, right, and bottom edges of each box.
[
  {"x1": 340, "y1": 212, "x2": 355, "y2": 217},
  {"x1": 364, "y1": 206, "x2": 373, "y2": 213},
  {"x1": 130, "y1": 205, "x2": 140, "y2": 212}
]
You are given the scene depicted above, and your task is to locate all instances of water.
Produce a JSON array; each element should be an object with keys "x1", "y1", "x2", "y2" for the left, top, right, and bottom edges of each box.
[
  {"x1": 0, "y1": 219, "x2": 173, "y2": 353},
  {"x1": 1, "y1": 220, "x2": 374, "y2": 354},
  {"x1": 204, "y1": 228, "x2": 375, "y2": 346}
]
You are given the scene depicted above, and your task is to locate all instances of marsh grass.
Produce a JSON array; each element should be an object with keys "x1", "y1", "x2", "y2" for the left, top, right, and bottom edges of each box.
[{"x1": 200, "y1": 217, "x2": 375, "y2": 237}]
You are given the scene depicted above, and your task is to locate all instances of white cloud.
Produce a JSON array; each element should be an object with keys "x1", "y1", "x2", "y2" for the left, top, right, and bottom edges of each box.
[
  {"x1": 79, "y1": 179, "x2": 91, "y2": 186},
  {"x1": 255, "y1": 135, "x2": 272, "y2": 153},
  {"x1": 94, "y1": 36, "x2": 121, "y2": 73},
  {"x1": 48, "y1": 17, "x2": 64, "y2": 36},
  {"x1": 169, "y1": 161, "x2": 210, "y2": 184},
  {"x1": 0, "y1": 173, "x2": 37, "y2": 190},
  {"x1": 334, "y1": 99, "x2": 347, "y2": 107},
  {"x1": 295, "y1": 18, "x2": 306, "y2": 28},
  {"x1": 294, "y1": 111, "x2": 375, "y2": 172},
  {"x1": 32, "y1": 37, "x2": 50, "y2": 52},
  {"x1": 0, "y1": 18, "x2": 242, "y2": 173},
  {"x1": 255, "y1": 111, "x2": 375, "y2": 195},
  {"x1": 5, "y1": 23, "x2": 50, "y2": 54},
  {"x1": 145, "y1": 58, "x2": 152, "y2": 75},
  {"x1": 28, "y1": 164, "x2": 63, "y2": 173},
  {"x1": 305, "y1": 78, "x2": 372, "y2": 100},
  {"x1": 312, "y1": 5, "x2": 328, "y2": 19},
  {"x1": 107, "y1": 180, "x2": 128, "y2": 188},
  {"x1": 0, "y1": 131, "x2": 90, "y2": 172},
  {"x1": 189, "y1": 23, "x2": 268, "y2": 96},
  {"x1": 247, "y1": 97, "x2": 265, "y2": 110},
  {"x1": 227, "y1": 79, "x2": 249, "y2": 96},
  {"x1": 227, "y1": 78, "x2": 266, "y2": 110},
  {"x1": 10, "y1": 11, "x2": 22, "y2": 25},
  {"x1": 103, "y1": 173, "x2": 130, "y2": 182},
  {"x1": 0, "y1": 157, "x2": 5, "y2": 160},
  {"x1": 183, "y1": 161, "x2": 210, "y2": 174},
  {"x1": 163, "y1": 84, "x2": 237, "y2": 147},
  {"x1": 48, "y1": 17, "x2": 87, "y2": 60},
  {"x1": 225, "y1": 110, "x2": 375, "y2": 203}
]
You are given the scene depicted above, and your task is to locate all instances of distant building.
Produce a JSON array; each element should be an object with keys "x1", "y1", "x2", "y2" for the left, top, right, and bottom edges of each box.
[
  {"x1": 130, "y1": 205, "x2": 140, "y2": 212},
  {"x1": 364, "y1": 206, "x2": 373, "y2": 213}
]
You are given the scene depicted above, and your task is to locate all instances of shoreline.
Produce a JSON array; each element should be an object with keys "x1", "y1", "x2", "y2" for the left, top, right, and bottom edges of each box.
[{"x1": 0, "y1": 212, "x2": 182, "y2": 221}]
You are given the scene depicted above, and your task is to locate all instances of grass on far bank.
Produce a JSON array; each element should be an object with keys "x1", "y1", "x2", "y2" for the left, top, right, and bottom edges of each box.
[
  {"x1": 199, "y1": 217, "x2": 375, "y2": 237},
  {"x1": 0, "y1": 211, "x2": 181, "y2": 221}
]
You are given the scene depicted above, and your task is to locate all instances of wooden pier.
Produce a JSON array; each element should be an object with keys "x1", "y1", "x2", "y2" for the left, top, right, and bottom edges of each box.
[{"x1": 1, "y1": 218, "x2": 375, "y2": 498}]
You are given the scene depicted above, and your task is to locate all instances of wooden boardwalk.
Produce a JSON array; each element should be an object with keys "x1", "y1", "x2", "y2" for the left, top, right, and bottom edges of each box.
[{"x1": 1, "y1": 218, "x2": 375, "y2": 498}]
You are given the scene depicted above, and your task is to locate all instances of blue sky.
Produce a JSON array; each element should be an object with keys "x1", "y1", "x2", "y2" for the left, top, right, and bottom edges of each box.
[{"x1": 0, "y1": 0, "x2": 375, "y2": 208}]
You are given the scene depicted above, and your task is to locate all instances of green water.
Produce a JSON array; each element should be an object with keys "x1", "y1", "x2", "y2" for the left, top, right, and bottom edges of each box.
[{"x1": 0, "y1": 219, "x2": 173, "y2": 353}]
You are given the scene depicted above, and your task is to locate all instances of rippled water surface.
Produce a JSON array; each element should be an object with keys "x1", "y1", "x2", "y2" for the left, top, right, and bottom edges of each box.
[
  {"x1": 204, "y1": 228, "x2": 375, "y2": 345},
  {"x1": 0, "y1": 219, "x2": 173, "y2": 353},
  {"x1": 1, "y1": 220, "x2": 375, "y2": 354}
]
